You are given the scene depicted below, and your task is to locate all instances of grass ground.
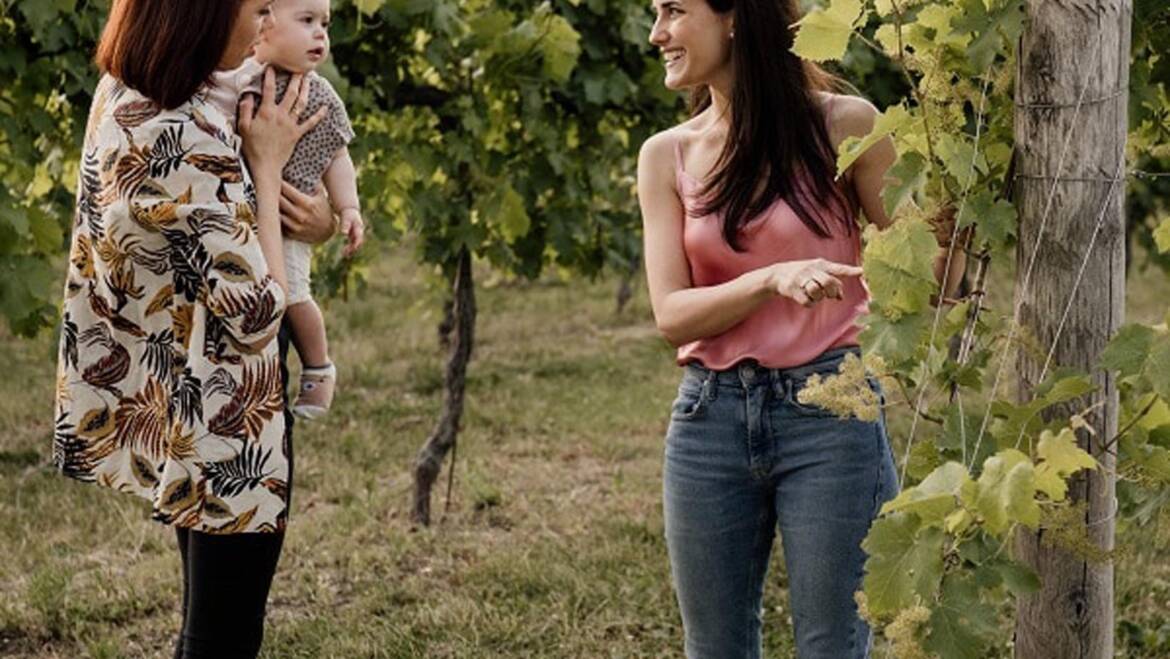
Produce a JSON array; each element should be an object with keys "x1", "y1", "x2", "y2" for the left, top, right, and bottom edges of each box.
[{"x1": 0, "y1": 247, "x2": 1167, "y2": 658}]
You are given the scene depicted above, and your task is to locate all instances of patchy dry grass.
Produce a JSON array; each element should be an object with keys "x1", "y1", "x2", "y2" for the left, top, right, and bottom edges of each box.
[{"x1": 0, "y1": 248, "x2": 1167, "y2": 658}]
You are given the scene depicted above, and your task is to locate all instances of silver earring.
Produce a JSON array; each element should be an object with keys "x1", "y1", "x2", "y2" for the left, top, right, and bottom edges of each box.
[{"x1": 730, "y1": 30, "x2": 735, "y2": 39}]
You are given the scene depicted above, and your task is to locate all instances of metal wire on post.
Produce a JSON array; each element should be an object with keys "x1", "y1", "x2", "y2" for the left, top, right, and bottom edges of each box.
[
  {"x1": 968, "y1": 29, "x2": 1106, "y2": 470},
  {"x1": 1009, "y1": 156, "x2": 1128, "y2": 450}
]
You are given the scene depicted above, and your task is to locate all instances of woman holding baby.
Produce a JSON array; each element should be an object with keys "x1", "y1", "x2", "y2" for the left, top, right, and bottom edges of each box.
[{"x1": 52, "y1": 0, "x2": 349, "y2": 656}]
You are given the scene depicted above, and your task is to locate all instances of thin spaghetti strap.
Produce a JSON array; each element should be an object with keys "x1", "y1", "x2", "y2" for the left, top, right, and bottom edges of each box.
[
  {"x1": 672, "y1": 138, "x2": 690, "y2": 195},
  {"x1": 823, "y1": 93, "x2": 838, "y2": 136}
]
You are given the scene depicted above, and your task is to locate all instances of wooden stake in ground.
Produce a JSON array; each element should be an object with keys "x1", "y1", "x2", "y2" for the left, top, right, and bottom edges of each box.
[
  {"x1": 412, "y1": 247, "x2": 476, "y2": 526},
  {"x1": 1012, "y1": 1, "x2": 1129, "y2": 656}
]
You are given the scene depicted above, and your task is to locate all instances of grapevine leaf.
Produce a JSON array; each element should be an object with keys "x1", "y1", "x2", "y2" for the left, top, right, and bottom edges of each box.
[
  {"x1": 944, "y1": 508, "x2": 974, "y2": 534},
  {"x1": 874, "y1": 23, "x2": 900, "y2": 55},
  {"x1": 859, "y1": 305, "x2": 930, "y2": 365},
  {"x1": 836, "y1": 105, "x2": 912, "y2": 177},
  {"x1": 872, "y1": 0, "x2": 897, "y2": 17},
  {"x1": 954, "y1": 0, "x2": 1026, "y2": 70},
  {"x1": 939, "y1": 404, "x2": 981, "y2": 451},
  {"x1": 993, "y1": 560, "x2": 1041, "y2": 597},
  {"x1": 16, "y1": 0, "x2": 77, "y2": 33},
  {"x1": 861, "y1": 218, "x2": 938, "y2": 317},
  {"x1": 1034, "y1": 429, "x2": 1098, "y2": 501},
  {"x1": 28, "y1": 207, "x2": 62, "y2": 253},
  {"x1": 477, "y1": 184, "x2": 531, "y2": 243},
  {"x1": 1037, "y1": 428, "x2": 1098, "y2": 476},
  {"x1": 1154, "y1": 215, "x2": 1170, "y2": 253},
  {"x1": 791, "y1": 0, "x2": 864, "y2": 62},
  {"x1": 936, "y1": 132, "x2": 987, "y2": 188},
  {"x1": 956, "y1": 532, "x2": 997, "y2": 565},
  {"x1": 1143, "y1": 336, "x2": 1170, "y2": 400},
  {"x1": 1003, "y1": 460, "x2": 1040, "y2": 528},
  {"x1": 862, "y1": 513, "x2": 945, "y2": 617},
  {"x1": 923, "y1": 574, "x2": 998, "y2": 659},
  {"x1": 1100, "y1": 323, "x2": 1156, "y2": 378},
  {"x1": 537, "y1": 14, "x2": 582, "y2": 82},
  {"x1": 965, "y1": 190, "x2": 1016, "y2": 247},
  {"x1": 1036, "y1": 374, "x2": 1094, "y2": 406},
  {"x1": 1136, "y1": 395, "x2": 1170, "y2": 431},
  {"x1": 964, "y1": 448, "x2": 1031, "y2": 533},
  {"x1": 992, "y1": 373, "x2": 1094, "y2": 443},
  {"x1": 881, "y1": 461, "x2": 971, "y2": 524},
  {"x1": 1131, "y1": 444, "x2": 1170, "y2": 482},
  {"x1": 915, "y1": 4, "x2": 970, "y2": 50},
  {"x1": 881, "y1": 151, "x2": 928, "y2": 218},
  {"x1": 907, "y1": 440, "x2": 943, "y2": 480},
  {"x1": 0, "y1": 205, "x2": 31, "y2": 239},
  {"x1": 1034, "y1": 463, "x2": 1069, "y2": 502}
]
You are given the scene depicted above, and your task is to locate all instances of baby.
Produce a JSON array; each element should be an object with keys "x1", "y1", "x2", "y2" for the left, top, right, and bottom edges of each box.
[{"x1": 208, "y1": 0, "x2": 363, "y2": 419}]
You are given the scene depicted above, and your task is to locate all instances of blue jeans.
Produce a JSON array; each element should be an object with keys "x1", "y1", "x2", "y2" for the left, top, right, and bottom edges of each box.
[{"x1": 663, "y1": 347, "x2": 899, "y2": 659}]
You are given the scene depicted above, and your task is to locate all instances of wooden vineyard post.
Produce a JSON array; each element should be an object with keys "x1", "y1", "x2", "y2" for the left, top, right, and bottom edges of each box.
[{"x1": 1012, "y1": 0, "x2": 1130, "y2": 656}]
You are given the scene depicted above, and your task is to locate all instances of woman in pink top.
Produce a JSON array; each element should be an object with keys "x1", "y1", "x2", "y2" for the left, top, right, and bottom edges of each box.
[{"x1": 638, "y1": 1, "x2": 964, "y2": 657}]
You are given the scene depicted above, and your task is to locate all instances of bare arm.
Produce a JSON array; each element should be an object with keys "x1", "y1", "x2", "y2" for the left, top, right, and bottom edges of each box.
[
  {"x1": 637, "y1": 133, "x2": 862, "y2": 347},
  {"x1": 834, "y1": 95, "x2": 966, "y2": 298},
  {"x1": 837, "y1": 96, "x2": 967, "y2": 295},
  {"x1": 323, "y1": 148, "x2": 359, "y2": 213},
  {"x1": 250, "y1": 169, "x2": 289, "y2": 295},
  {"x1": 323, "y1": 147, "x2": 364, "y2": 256}
]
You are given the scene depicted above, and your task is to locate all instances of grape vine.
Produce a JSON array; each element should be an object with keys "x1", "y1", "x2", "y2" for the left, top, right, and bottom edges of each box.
[{"x1": 793, "y1": 1, "x2": 1170, "y2": 655}]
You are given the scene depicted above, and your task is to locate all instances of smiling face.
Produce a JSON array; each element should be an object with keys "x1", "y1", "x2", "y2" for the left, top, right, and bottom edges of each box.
[
  {"x1": 649, "y1": 0, "x2": 734, "y2": 91},
  {"x1": 219, "y1": 0, "x2": 274, "y2": 71},
  {"x1": 255, "y1": 0, "x2": 331, "y2": 73}
]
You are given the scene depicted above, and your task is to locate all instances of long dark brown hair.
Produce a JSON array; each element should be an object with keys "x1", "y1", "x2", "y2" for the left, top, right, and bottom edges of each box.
[
  {"x1": 693, "y1": 0, "x2": 857, "y2": 249},
  {"x1": 96, "y1": 0, "x2": 245, "y2": 109}
]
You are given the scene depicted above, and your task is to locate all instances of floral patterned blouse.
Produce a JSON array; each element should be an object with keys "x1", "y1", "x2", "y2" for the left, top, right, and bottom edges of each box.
[{"x1": 53, "y1": 75, "x2": 289, "y2": 534}]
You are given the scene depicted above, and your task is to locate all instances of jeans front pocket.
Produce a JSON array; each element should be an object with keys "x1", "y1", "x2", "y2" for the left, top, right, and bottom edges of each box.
[
  {"x1": 785, "y1": 376, "x2": 839, "y2": 418},
  {"x1": 670, "y1": 377, "x2": 710, "y2": 422}
]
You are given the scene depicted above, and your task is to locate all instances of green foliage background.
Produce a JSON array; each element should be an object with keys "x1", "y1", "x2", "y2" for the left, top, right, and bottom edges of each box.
[{"x1": 0, "y1": 0, "x2": 684, "y2": 334}]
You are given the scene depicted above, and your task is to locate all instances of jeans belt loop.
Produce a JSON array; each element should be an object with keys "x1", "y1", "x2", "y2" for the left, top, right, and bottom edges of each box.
[{"x1": 739, "y1": 361, "x2": 757, "y2": 388}]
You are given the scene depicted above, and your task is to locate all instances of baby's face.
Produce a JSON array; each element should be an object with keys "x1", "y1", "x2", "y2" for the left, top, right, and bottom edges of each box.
[{"x1": 255, "y1": 0, "x2": 331, "y2": 74}]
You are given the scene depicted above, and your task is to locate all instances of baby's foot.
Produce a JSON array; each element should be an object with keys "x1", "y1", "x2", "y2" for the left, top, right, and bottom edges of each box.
[{"x1": 293, "y1": 363, "x2": 336, "y2": 420}]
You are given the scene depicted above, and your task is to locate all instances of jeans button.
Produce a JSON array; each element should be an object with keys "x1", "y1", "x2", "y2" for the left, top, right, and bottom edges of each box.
[{"x1": 739, "y1": 363, "x2": 756, "y2": 384}]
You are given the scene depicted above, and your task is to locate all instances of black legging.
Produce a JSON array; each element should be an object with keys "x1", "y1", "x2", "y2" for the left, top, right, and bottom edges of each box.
[
  {"x1": 172, "y1": 321, "x2": 296, "y2": 659},
  {"x1": 172, "y1": 528, "x2": 285, "y2": 659}
]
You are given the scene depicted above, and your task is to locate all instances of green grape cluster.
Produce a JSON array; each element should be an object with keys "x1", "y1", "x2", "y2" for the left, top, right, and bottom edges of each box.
[{"x1": 795, "y1": 352, "x2": 882, "y2": 422}]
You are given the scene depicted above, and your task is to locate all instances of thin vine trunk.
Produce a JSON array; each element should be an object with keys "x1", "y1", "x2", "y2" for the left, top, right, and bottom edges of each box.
[
  {"x1": 412, "y1": 247, "x2": 476, "y2": 526},
  {"x1": 437, "y1": 296, "x2": 455, "y2": 351},
  {"x1": 1012, "y1": 1, "x2": 1128, "y2": 656}
]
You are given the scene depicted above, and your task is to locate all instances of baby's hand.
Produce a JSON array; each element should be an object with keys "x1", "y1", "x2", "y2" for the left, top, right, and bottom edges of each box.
[{"x1": 339, "y1": 208, "x2": 365, "y2": 258}]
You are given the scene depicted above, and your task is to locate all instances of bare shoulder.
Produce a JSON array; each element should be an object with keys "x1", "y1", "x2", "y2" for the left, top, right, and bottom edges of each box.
[
  {"x1": 639, "y1": 126, "x2": 680, "y2": 165},
  {"x1": 822, "y1": 93, "x2": 881, "y2": 147},
  {"x1": 638, "y1": 125, "x2": 685, "y2": 185},
  {"x1": 639, "y1": 112, "x2": 708, "y2": 172}
]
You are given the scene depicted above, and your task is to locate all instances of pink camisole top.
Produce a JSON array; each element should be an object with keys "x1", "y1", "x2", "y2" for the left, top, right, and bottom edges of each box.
[{"x1": 674, "y1": 141, "x2": 869, "y2": 370}]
